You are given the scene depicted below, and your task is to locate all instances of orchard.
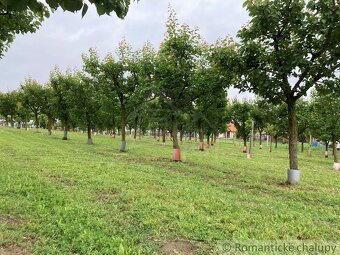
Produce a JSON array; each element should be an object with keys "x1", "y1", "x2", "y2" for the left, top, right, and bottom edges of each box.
[{"x1": 0, "y1": 0, "x2": 339, "y2": 254}]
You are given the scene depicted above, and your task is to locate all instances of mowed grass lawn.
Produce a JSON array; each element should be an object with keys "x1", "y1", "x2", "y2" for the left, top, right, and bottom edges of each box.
[{"x1": 0, "y1": 127, "x2": 339, "y2": 254}]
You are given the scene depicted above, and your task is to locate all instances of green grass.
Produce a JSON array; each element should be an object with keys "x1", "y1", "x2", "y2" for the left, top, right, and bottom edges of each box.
[{"x1": 0, "y1": 127, "x2": 339, "y2": 254}]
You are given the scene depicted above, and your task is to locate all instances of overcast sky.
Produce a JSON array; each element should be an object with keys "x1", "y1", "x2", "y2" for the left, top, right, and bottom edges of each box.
[{"x1": 0, "y1": 0, "x2": 252, "y2": 98}]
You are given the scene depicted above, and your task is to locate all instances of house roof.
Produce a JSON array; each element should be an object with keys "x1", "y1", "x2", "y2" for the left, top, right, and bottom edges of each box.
[{"x1": 227, "y1": 123, "x2": 237, "y2": 132}]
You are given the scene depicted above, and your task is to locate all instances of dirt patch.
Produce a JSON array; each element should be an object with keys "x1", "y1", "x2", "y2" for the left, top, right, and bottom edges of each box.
[
  {"x1": 0, "y1": 245, "x2": 33, "y2": 255},
  {"x1": 276, "y1": 182, "x2": 294, "y2": 188},
  {"x1": 0, "y1": 216, "x2": 25, "y2": 226},
  {"x1": 161, "y1": 240, "x2": 196, "y2": 255},
  {"x1": 24, "y1": 234, "x2": 38, "y2": 244},
  {"x1": 151, "y1": 157, "x2": 173, "y2": 163},
  {"x1": 96, "y1": 190, "x2": 120, "y2": 202},
  {"x1": 50, "y1": 176, "x2": 78, "y2": 187}
]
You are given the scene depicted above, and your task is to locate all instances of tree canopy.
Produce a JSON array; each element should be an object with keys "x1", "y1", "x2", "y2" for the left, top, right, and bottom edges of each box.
[
  {"x1": 20, "y1": 78, "x2": 45, "y2": 129},
  {"x1": 0, "y1": 3, "x2": 46, "y2": 58},
  {"x1": 237, "y1": 0, "x2": 340, "y2": 102},
  {"x1": 311, "y1": 89, "x2": 340, "y2": 163},
  {"x1": 232, "y1": 0, "x2": 340, "y2": 178},
  {"x1": 0, "y1": 0, "x2": 135, "y2": 58},
  {"x1": 0, "y1": 0, "x2": 134, "y2": 18}
]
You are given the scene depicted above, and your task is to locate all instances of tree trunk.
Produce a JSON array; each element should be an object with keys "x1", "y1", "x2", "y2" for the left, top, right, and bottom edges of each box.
[
  {"x1": 275, "y1": 136, "x2": 278, "y2": 149},
  {"x1": 270, "y1": 136, "x2": 273, "y2": 152},
  {"x1": 198, "y1": 121, "x2": 204, "y2": 151},
  {"x1": 120, "y1": 105, "x2": 126, "y2": 152},
  {"x1": 207, "y1": 134, "x2": 210, "y2": 148},
  {"x1": 248, "y1": 120, "x2": 254, "y2": 159},
  {"x1": 198, "y1": 128, "x2": 204, "y2": 143},
  {"x1": 172, "y1": 114, "x2": 180, "y2": 149},
  {"x1": 162, "y1": 128, "x2": 166, "y2": 144},
  {"x1": 62, "y1": 124, "x2": 68, "y2": 140},
  {"x1": 325, "y1": 141, "x2": 329, "y2": 158},
  {"x1": 134, "y1": 116, "x2": 138, "y2": 140},
  {"x1": 34, "y1": 113, "x2": 39, "y2": 129},
  {"x1": 195, "y1": 120, "x2": 204, "y2": 151},
  {"x1": 139, "y1": 123, "x2": 142, "y2": 140},
  {"x1": 87, "y1": 124, "x2": 93, "y2": 145},
  {"x1": 172, "y1": 114, "x2": 181, "y2": 161},
  {"x1": 243, "y1": 138, "x2": 247, "y2": 153},
  {"x1": 288, "y1": 100, "x2": 299, "y2": 170},
  {"x1": 47, "y1": 117, "x2": 52, "y2": 136},
  {"x1": 189, "y1": 132, "x2": 192, "y2": 141},
  {"x1": 259, "y1": 131, "x2": 262, "y2": 149},
  {"x1": 157, "y1": 128, "x2": 160, "y2": 141},
  {"x1": 180, "y1": 130, "x2": 183, "y2": 144},
  {"x1": 333, "y1": 135, "x2": 338, "y2": 163},
  {"x1": 301, "y1": 141, "x2": 304, "y2": 153}
]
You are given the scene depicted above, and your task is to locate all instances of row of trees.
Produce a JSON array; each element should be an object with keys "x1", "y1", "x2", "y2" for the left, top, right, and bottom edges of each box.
[
  {"x1": 0, "y1": 80, "x2": 338, "y2": 162},
  {"x1": 228, "y1": 96, "x2": 339, "y2": 163},
  {"x1": 0, "y1": 10, "x2": 231, "y2": 157},
  {"x1": 1, "y1": 0, "x2": 339, "y2": 184}
]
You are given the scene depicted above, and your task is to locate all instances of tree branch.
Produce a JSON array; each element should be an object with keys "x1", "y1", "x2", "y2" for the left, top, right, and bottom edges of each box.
[
  {"x1": 293, "y1": 26, "x2": 335, "y2": 93},
  {"x1": 296, "y1": 57, "x2": 340, "y2": 98}
]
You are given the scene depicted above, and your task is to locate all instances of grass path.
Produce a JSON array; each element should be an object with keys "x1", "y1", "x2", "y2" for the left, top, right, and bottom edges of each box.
[{"x1": 0, "y1": 127, "x2": 339, "y2": 254}]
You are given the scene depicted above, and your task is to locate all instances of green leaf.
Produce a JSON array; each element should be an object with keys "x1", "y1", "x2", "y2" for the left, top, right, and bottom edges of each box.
[
  {"x1": 81, "y1": 3, "x2": 88, "y2": 18},
  {"x1": 95, "y1": 3, "x2": 106, "y2": 16},
  {"x1": 115, "y1": 1, "x2": 126, "y2": 18},
  {"x1": 46, "y1": 0, "x2": 59, "y2": 9},
  {"x1": 60, "y1": 0, "x2": 83, "y2": 12},
  {"x1": 27, "y1": 0, "x2": 48, "y2": 15}
]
